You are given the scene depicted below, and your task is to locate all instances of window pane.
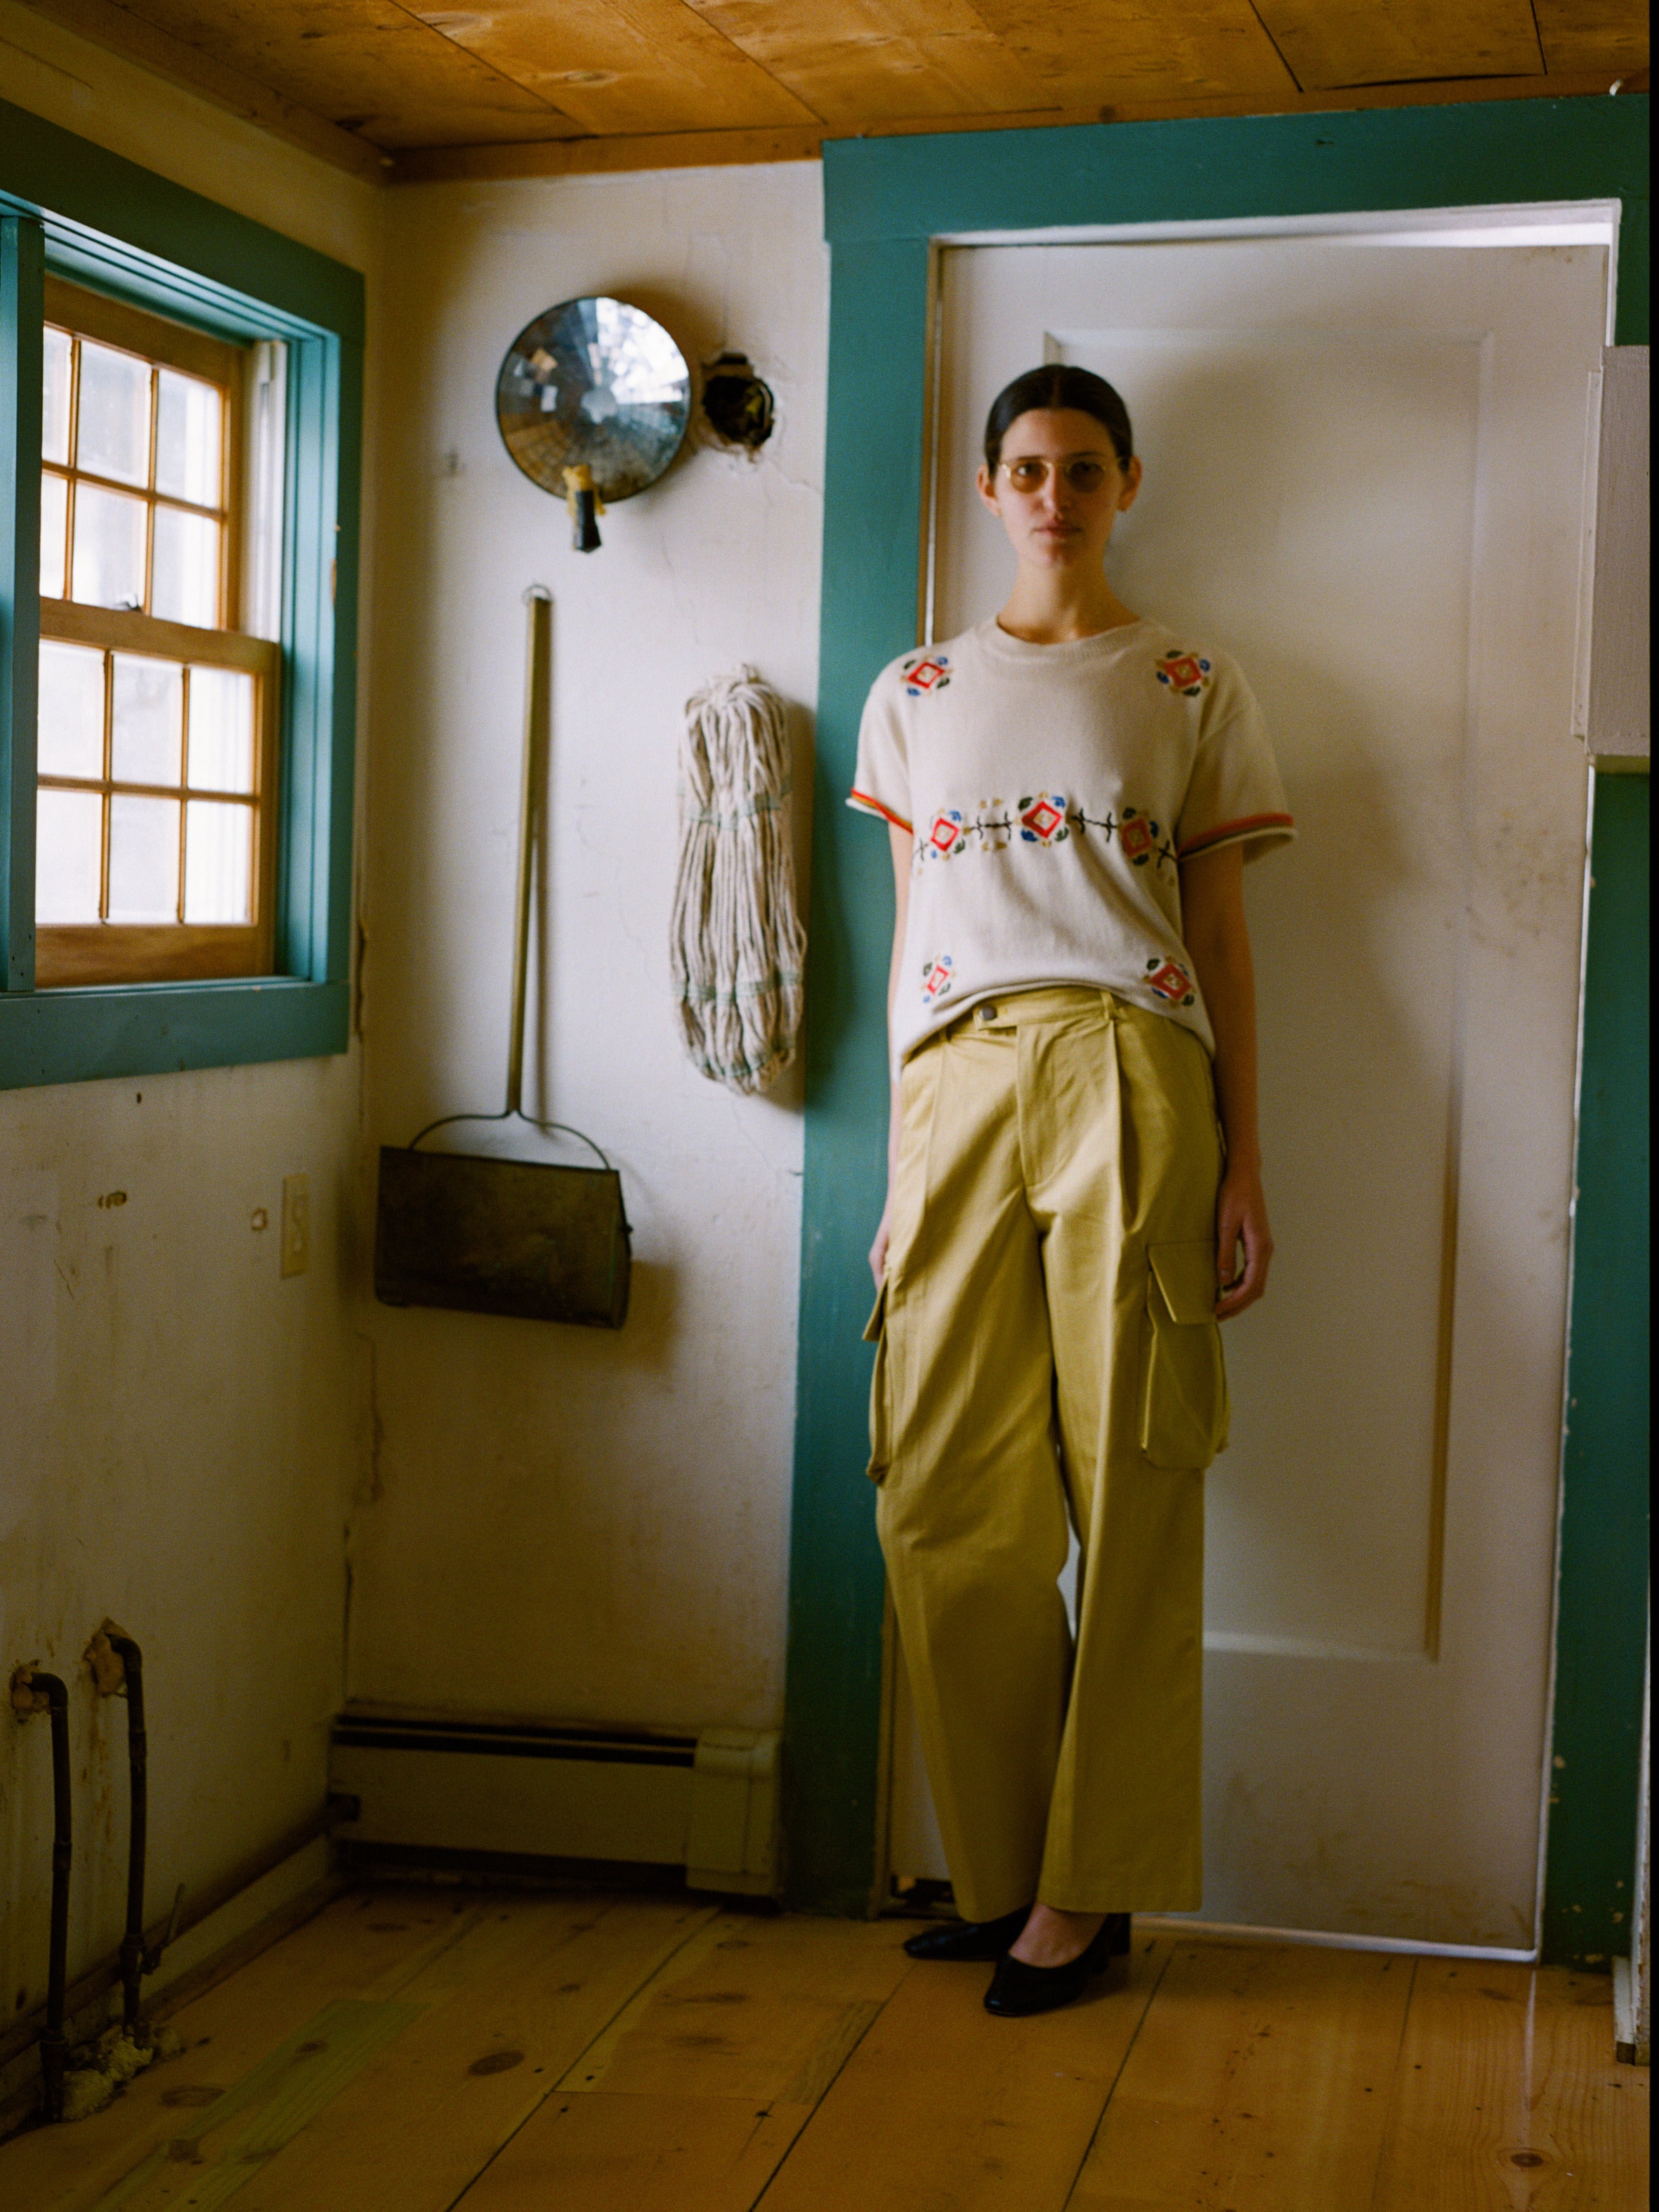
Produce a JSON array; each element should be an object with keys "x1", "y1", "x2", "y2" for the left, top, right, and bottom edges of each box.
[
  {"x1": 107, "y1": 794, "x2": 180, "y2": 921},
  {"x1": 184, "y1": 800, "x2": 253, "y2": 923},
  {"x1": 112, "y1": 654, "x2": 184, "y2": 786},
  {"x1": 39, "y1": 640, "x2": 106, "y2": 779},
  {"x1": 77, "y1": 340, "x2": 151, "y2": 487},
  {"x1": 37, "y1": 787, "x2": 104, "y2": 923},
  {"x1": 188, "y1": 666, "x2": 255, "y2": 793},
  {"x1": 40, "y1": 472, "x2": 69, "y2": 600},
  {"x1": 151, "y1": 505, "x2": 220, "y2": 627},
  {"x1": 71, "y1": 481, "x2": 147, "y2": 610},
  {"x1": 155, "y1": 370, "x2": 222, "y2": 506},
  {"x1": 43, "y1": 328, "x2": 72, "y2": 466}
]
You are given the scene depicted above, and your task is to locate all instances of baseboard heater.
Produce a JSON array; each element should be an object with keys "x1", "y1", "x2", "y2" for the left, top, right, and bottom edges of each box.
[{"x1": 327, "y1": 1706, "x2": 778, "y2": 1896}]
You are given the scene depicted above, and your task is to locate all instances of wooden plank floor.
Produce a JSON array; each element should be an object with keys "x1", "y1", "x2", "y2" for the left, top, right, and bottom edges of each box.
[{"x1": 0, "y1": 1890, "x2": 1645, "y2": 2212}]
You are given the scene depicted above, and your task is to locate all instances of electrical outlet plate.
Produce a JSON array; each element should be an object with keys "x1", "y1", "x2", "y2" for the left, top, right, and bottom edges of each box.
[{"x1": 281, "y1": 1173, "x2": 310, "y2": 1277}]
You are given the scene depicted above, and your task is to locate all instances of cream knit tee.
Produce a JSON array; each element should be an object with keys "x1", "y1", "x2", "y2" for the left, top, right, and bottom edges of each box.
[{"x1": 849, "y1": 615, "x2": 1294, "y2": 1069}]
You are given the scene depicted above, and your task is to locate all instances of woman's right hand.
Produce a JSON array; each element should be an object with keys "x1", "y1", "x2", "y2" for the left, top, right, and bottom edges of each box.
[{"x1": 869, "y1": 1199, "x2": 893, "y2": 1288}]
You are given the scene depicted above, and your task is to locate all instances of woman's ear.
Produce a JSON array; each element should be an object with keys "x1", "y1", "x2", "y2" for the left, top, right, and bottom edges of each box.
[
  {"x1": 976, "y1": 462, "x2": 1002, "y2": 515},
  {"x1": 1118, "y1": 456, "x2": 1144, "y2": 511}
]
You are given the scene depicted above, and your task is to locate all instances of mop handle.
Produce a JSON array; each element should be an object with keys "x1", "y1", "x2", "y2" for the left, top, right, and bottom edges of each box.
[{"x1": 506, "y1": 586, "x2": 552, "y2": 1118}]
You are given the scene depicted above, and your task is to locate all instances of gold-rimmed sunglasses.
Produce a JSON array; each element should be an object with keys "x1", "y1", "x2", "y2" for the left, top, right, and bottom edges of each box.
[{"x1": 998, "y1": 454, "x2": 1116, "y2": 494}]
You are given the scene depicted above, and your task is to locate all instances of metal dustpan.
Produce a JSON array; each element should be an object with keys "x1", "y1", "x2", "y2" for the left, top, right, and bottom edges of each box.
[{"x1": 374, "y1": 588, "x2": 631, "y2": 1329}]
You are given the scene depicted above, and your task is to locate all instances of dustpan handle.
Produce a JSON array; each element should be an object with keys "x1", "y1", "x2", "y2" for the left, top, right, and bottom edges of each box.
[
  {"x1": 409, "y1": 584, "x2": 617, "y2": 1190},
  {"x1": 404, "y1": 1108, "x2": 615, "y2": 1176},
  {"x1": 507, "y1": 586, "x2": 552, "y2": 1118}
]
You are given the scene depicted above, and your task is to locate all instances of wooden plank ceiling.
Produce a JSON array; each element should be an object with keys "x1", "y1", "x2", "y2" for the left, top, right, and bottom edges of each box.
[{"x1": 13, "y1": 0, "x2": 1651, "y2": 181}]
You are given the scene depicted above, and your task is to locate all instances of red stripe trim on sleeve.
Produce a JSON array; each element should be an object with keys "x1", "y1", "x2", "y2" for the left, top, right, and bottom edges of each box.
[
  {"x1": 848, "y1": 790, "x2": 914, "y2": 834},
  {"x1": 1176, "y1": 812, "x2": 1295, "y2": 859}
]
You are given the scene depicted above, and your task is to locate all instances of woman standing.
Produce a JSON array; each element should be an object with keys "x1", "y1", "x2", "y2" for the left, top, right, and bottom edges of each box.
[{"x1": 851, "y1": 365, "x2": 1294, "y2": 2017}]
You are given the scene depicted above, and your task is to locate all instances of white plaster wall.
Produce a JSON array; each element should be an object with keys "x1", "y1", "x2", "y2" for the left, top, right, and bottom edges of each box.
[
  {"x1": 351, "y1": 166, "x2": 826, "y2": 1734},
  {"x1": 0, "y1": 9, "x2": 381, "y2": 2015}
]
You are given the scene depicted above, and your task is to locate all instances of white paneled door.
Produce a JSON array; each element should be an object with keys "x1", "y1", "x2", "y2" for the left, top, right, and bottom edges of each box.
[{"x1": 887, "y1": 225, "x2": 1609, "y2": 1948}]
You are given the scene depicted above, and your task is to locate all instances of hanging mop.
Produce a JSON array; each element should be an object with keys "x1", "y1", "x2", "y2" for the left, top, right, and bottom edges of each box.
[{"x1": 670, "y1": 667, "x2": 806, "y2": 1095}]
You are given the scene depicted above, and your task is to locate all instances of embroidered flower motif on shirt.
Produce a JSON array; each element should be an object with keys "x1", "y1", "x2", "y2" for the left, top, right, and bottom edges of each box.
[
  {"x1": 903, "y1": 652, "x2": 951, "y2": 697},
  {"x1": 1119, "y1": 808, "x2": 1159, "y2": 865},
  {"x1": 1145, "y1": 956, "x2": 1197, "y2": 1008},
  {"x1": 1018, "y1": 794, "x2": 1070, "y2": 845},
  {"x1": 921, "y1": 954, "x2": 955, "y2": 1004},
  {"x1": 1154, "y1": 649, "x2": 1212, "y2": 698},
  {"x1": 912, "y1": 797, "x2": 1174, "y2": 873},
  {"x1": 925, "y1": 809, "x2": 968, "y2": 859}
]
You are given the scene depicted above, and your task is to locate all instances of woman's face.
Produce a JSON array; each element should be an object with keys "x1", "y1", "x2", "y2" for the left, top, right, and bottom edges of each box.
[{"x1": 976, "y1": 407, "x2": 1142, "y2": 572}]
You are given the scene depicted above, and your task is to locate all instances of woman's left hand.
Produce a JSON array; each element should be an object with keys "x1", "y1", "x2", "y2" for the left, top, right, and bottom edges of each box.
[{"x1": 1215, "y1": 1166, "x2": 1273, "y2": 1319}]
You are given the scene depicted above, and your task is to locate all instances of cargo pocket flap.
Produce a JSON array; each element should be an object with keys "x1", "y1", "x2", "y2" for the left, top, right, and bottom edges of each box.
[
  {"x1": 1148, "y1": 1240, "x2": 1219, "y2": 1324},
  {"x1": 1142, "y1": 1242, "x2": 1228, "y2": 1470}
]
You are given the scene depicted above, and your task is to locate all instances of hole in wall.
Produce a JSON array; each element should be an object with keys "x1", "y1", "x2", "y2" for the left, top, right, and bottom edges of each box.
[{"x1": 701, "y1": 354, "x2": 775, "y2": 451}]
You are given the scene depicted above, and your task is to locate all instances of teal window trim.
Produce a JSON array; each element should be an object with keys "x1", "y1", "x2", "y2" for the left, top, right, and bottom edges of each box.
[
  {"x1": 789, "y1": 95, "x2": 1650, "y2": 1919},
  {"x1": 1543, "y1": 770, "x2": 1650, "y2": 1966},
  {"x1": 0, "y1": 96, "x2": 364, "y2": 1088}
]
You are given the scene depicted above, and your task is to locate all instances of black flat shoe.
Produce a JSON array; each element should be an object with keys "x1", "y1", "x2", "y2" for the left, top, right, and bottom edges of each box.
[
  {"x1": 903, "y1": 1905, "x2": 1032, "y2": 1962},
  {"x1": 983, "y1": 1913, "x2": 1131, "y2": 2017}
]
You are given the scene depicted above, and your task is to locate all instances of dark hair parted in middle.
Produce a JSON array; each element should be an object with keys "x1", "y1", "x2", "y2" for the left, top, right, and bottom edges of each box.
[{"x1": 983, "y1": 364, "x2": 1134, "y2": 473}]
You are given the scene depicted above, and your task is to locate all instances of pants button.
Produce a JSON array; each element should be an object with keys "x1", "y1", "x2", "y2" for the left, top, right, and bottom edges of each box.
[{"x1": 976, "y1": 1002, "x2": 998, "y2": 1024}]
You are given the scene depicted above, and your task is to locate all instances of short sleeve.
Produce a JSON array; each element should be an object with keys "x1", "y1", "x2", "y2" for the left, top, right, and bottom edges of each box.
[
  {"x1": 847, "y1": 666, "x2": 913, "y2": 834},
  {"x1": 1175, "y1": 661, "x2": 1295, "y2": 864}
]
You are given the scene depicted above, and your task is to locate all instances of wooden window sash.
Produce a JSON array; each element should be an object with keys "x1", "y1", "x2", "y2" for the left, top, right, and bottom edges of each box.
[
  {"x1": 40, "y1": 596, "x2": 273, "y2": 671},
  {"x1": 36, "y1": 599, "x2": 280, "y2": 988},
  {"x1": 44, "y1": 275, "x2": 245, "y2": 637},
  {"x1": 37, "y1": 282, "x2": 270, "y2": 988}
]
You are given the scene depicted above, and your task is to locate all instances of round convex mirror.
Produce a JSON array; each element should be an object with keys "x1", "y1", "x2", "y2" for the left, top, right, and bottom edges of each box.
[{"x1": 496, "y1": 296, "x2": 691, "y2": 505}]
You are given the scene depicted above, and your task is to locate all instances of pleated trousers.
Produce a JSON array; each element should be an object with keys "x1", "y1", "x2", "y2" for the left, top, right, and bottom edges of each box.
[{"x1": 868, "y1": 985, "x2": 1228, "y2": 1923}]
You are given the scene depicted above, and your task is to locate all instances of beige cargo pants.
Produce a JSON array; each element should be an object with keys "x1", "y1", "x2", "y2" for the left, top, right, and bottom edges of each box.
[{"x1": 867, "y1": 985, "x2": 1229, "y2": 1923}]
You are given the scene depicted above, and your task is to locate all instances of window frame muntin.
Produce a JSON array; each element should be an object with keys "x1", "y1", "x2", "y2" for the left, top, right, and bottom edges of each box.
[{"x1": 1, "y1": 95, "x2": 362, "y2": 1089}]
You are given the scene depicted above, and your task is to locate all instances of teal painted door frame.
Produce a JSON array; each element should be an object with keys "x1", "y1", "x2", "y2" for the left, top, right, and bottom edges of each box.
[
  {"x1": 1545, "y1": 770, "x2": 1650, "y2": 1966},
  {"x1": 785, "y1": 96, "x2": 1651, "y2": 1936}
]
